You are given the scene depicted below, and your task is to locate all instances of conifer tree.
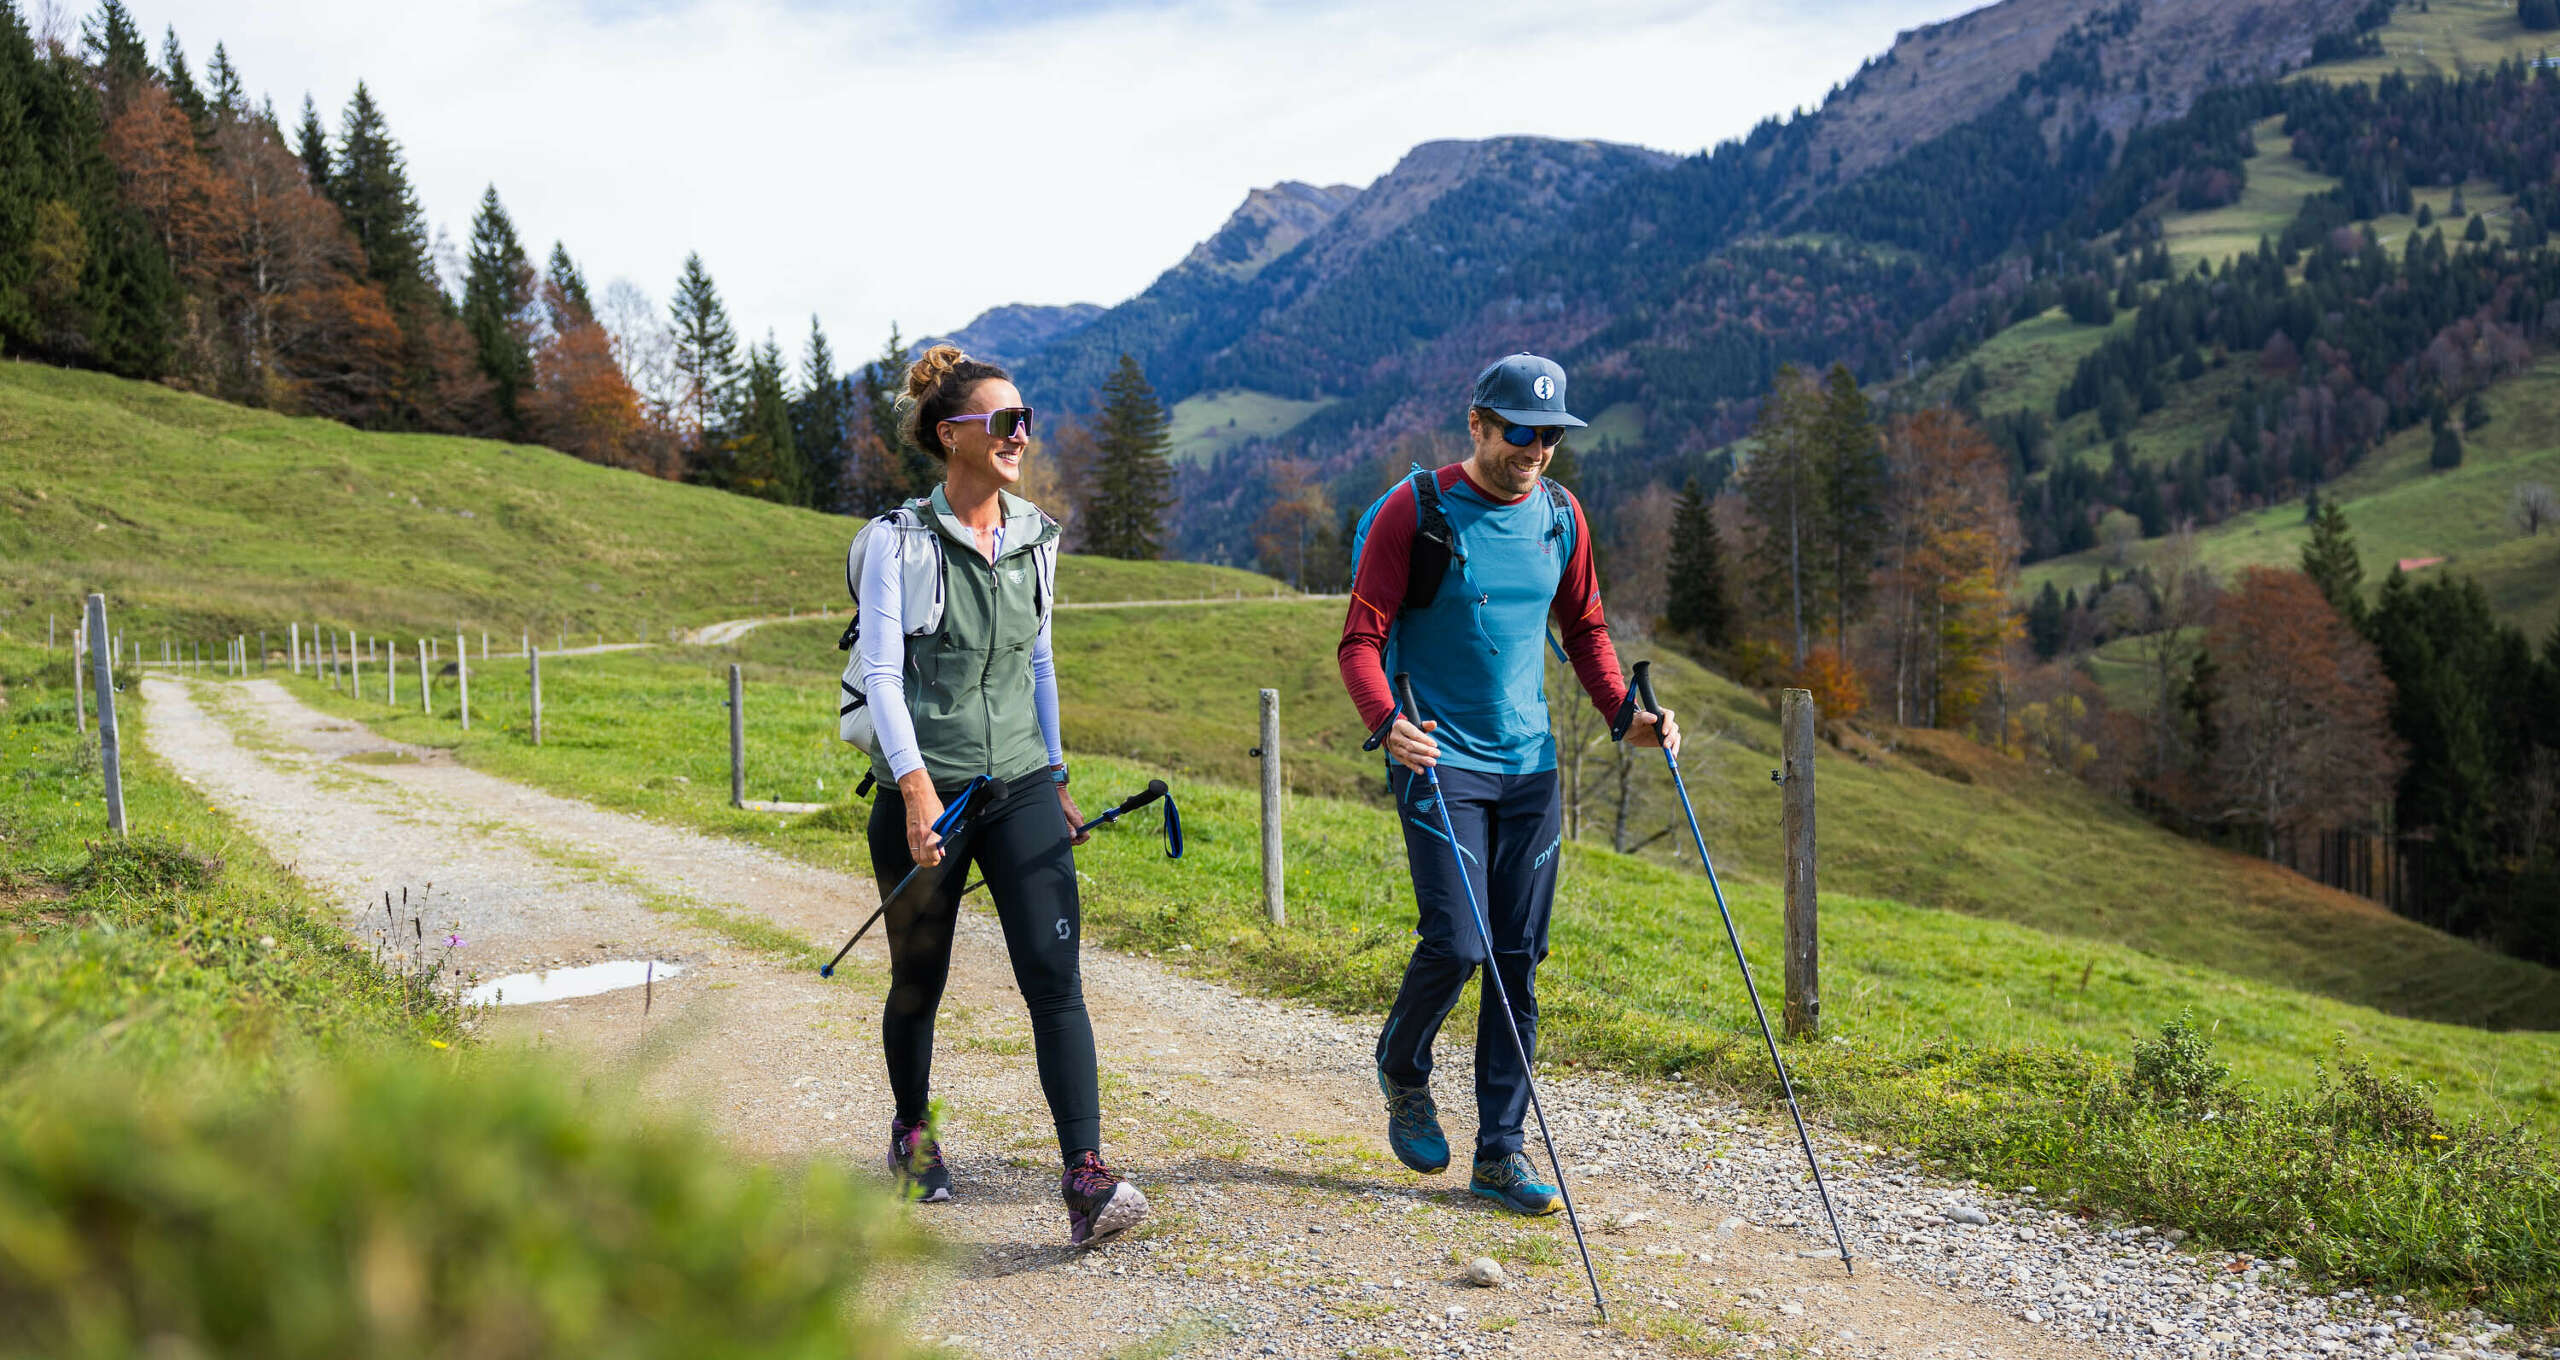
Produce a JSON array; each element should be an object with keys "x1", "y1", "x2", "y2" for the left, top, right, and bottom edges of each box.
[
  {"x1": 82, "y1": 1, "x2": 148, "y2": 106},
  {"x1": 1664, "y1": 477, "x2": 1733, "y2": 649},
  {"x1": 461, "y1": 187, "x2": 537, "y2": 434},
  {"x1": 1083, "y1": 353, "x2": 1173, "y2": 560},
  {"x1": 729, "y1": 333, "x2": 804, "y2": 505},
  {"x1": 294, "y1": 94, "x2": 329, "y2": 189},
  {"x1": 542, "y1": 242, "x2": 591, "y2": 328},
  {"x1": 206, "y1": 43, "x2": 243, "y2": 120},
  {"x1": 2300, "y1": 500, "x2": 2364, "y2": 625},
  {"x1": 666, "y1": 252, "x2": 741, "y2": 469},
  {"x1": 1814, "y1": 361, "x2": 1887, "y2": 654},
  {"x1": 792, "y1": 316, "x2": 849, "y2": 511},
  {"x1": 329, "y1": 84, "x2": 434, "y2": 311},
  {"x1": 844, "y1": 325, "x2": 914, "y2": 510},
  {"x1": 2027, "y1": 581, "x2": 2067, "y2": 659},
  {"x1": 159, "y1": 28, "x2": 209, "y2": 145}
]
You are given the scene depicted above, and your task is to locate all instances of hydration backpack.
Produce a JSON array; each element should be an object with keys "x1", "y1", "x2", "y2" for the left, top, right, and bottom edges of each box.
[
  {"x1": 835, "y1": 497, "x2": 1059, "y2": 766},
  {"x1": 1350, "y1": 464, "x2": 1577, "y2": 657}
]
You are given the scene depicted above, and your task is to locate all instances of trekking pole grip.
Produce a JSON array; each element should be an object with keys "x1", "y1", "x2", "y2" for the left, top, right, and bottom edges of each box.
[
  {"x1": 1632, "y1": 659, "x2": 1663, "y2": 719},
  {"x1": 1112, "y1": 779, "x2": 1169, "y2": 818},
  {"x1": 1391, "y1": 673, "x2": 1422, "y2": 731},
  {"x1": 1611, "y1": 658, "x2": 1661, "y2": 742}
]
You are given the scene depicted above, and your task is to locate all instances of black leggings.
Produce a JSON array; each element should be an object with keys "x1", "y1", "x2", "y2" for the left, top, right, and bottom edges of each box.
[{"x1": 867, "y1": 775, "x2": 1099, "y2": 1162}]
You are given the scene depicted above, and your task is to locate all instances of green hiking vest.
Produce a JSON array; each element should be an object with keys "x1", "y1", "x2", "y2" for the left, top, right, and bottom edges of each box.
[{"x1": 893, "y1": 486, "x2": 1059, "y2": 789}]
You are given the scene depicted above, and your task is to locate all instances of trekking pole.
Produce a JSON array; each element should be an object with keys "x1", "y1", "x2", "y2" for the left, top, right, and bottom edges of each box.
[
  {"x1": 1624, "y1": 659, "x2": 1853, "y2": 1276},
  {"x1": 819, "y1": 780, "x2": 1178, "y2": 978},
  {"x1": 1370, "y1": 674, "x2": 1608, "y2": 1322},
  {"x1": 949, "y1": 779, "x2": 1180, "y2": 898}
]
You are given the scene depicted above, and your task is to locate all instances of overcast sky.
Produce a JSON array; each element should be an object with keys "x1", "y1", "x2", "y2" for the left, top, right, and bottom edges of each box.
[{"x1": 155, "y1": 0, "x2": 1978, "y2": 360}]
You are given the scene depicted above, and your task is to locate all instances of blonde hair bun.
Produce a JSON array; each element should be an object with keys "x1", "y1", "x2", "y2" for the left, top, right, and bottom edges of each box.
[{"x1": 903, "y1": 345, "x2": 969, "y2": 400}]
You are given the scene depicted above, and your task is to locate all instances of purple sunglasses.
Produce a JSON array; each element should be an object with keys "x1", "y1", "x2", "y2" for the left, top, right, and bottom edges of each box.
[{"x1": 940, "y1": 406, "x2": 1035, "y2": 439}]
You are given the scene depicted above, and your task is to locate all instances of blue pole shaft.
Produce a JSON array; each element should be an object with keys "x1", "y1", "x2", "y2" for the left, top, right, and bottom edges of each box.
[
  {"x1": 1412, "y1": 760, "x2": 1610, "y2": 1321},
  {"x1": 1660, "y1": 751, "x2": 1854, "y2": 1274}
]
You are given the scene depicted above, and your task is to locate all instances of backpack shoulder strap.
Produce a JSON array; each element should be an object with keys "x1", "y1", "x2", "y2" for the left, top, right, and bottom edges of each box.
[{"x1": 1403, "y1": 467, "x2": 1462, "y2": 614}]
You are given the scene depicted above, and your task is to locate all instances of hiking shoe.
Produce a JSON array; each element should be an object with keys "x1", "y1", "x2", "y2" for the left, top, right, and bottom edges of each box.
[
  {"x1": 1062, "y1": 1150, "x2": 1149, "y2": 1246},
  {"x1": 1470, "y1": 1152, "x2": 1562, "y2": 1216},
  {"x1": 1378, "y1": 1067, "x2": 1450, "y2": 1174},
  {"x1": 888, "y1": 1117, "x2": 952, "y2": 1204}
]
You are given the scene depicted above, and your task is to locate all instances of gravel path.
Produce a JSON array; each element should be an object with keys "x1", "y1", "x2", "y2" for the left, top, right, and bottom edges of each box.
[{"x1": 138, "y1": 675, "x2": 2537, "y2": 1360}]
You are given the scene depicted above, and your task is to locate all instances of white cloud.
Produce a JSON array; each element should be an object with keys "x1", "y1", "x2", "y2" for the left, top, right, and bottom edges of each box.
[{"x1": 162, "y1": 0, "x2": 1973, "y2": 362}]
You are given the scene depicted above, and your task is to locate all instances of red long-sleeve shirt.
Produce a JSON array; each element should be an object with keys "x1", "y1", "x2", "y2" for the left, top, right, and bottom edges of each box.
[{"x1": 1337, "y1": 462, "x2": 1627, "y2": 735}]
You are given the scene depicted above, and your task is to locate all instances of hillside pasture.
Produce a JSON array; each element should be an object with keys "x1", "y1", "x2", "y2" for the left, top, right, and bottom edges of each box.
[
  {"x1": 1165, "y1": 388, "x2": 1335, "y2": 463},
  {"x1": 2298, "y1": 0, "x2": 2560, "y2": 85}
]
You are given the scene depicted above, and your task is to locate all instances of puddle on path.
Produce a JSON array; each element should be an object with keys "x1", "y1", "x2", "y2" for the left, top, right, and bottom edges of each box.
[{"x1": 466, "y1": 959, "x2": 683, "y2": 1006}]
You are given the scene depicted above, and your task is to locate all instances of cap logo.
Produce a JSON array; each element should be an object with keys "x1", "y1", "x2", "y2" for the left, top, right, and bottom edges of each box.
[{"x1": 1532, "y1": 375, "x2": 1555, "y2": 401}]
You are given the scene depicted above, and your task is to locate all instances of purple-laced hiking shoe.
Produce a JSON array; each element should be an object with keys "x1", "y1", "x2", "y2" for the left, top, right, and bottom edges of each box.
[
  {"x1": 1061, "y1": 1150, "x2": 1149, "y2": 1246},
  {"x1": 888, "y1": 1117, "x2": 952, "y2": 1204}
]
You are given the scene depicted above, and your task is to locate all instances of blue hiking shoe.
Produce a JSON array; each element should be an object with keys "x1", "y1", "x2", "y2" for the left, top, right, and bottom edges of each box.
[
  {"x1": 1378, "y1": 1067, "x2": 1450, "y2": 1174},
  {"x1": 1470, "y1": 1152, "x2": 1562, "y2": 1216}
]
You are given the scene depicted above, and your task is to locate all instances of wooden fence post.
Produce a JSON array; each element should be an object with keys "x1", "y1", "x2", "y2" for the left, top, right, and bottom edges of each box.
[
  {"x1": 1258, "y1": 687, "x2": 1284, "y2": 926},
  {"x1": 1780, "y1": 687, "x2": 1819, "y2": 1038},
  {"x1": 418, "y1": 638, "x2": 430, "y2": 715},
  {"x1": 388, "y1": 640, "x2": 398, "y2": 706},
  {"x1": 529, "y1": 647, "x2": 543, "y2": 745},
  {"x1": 457, "y1": 630, "x2": 469, "y2": 730},
  {"x1": 727, "y1": 664, "x2": 745, "y2": 809},
  {"x1": 71, "y1": 623, "x2": 85, "y2": 735},
  {"x1": 86, "y1": 595, "x2": 125, "y2": 836},
  {"x1": 351, "y1": 637, "x2": 362, "y2": 699}
]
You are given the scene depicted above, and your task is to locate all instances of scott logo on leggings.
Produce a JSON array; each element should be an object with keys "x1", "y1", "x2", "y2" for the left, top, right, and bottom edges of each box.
[{"x1": 1055, "y1": 918, "x2": 1072, "y2": 940}]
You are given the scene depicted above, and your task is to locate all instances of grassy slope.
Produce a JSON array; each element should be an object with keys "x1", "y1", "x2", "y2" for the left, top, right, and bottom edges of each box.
[
  {"x1": 0, "y1": 361, "x2": 1284, "y2": 642},
  {"x1": 1165, "y1": 389, "x2": 1335, "y2": 464},
  {"x1": 2304, "y1": 0, "x2": 2560, "y2": 85},
  {"x1": 2023, "y1": 354, "x2": 2560, "y2": 639}
]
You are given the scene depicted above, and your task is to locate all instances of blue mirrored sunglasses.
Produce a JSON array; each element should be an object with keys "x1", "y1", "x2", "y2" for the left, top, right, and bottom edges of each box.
[{"x1": 1504, "y1": 421, "x2": 1566, "y2": 449}]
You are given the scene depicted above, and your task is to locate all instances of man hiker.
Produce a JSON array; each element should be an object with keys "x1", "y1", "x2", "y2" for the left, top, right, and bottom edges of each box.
[{"x1": 1338, "y1": 353, "x2": 1679, "y2": 1213}]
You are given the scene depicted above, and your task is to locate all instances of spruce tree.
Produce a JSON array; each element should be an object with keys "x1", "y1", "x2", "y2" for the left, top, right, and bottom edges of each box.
[
  {"x1": 666, "y1": 252, "x2": 741, "y2": 469},
  {"x1": 2026, "y1": 581, "x2": 2067, "y2": 659},
  {"x1": 2300, "y1": 500, "x2": 2364, "y2": 625},
  {"x1": 294, "y1": 94, "x2": 329, "y2": 189},
  {"x1": 329, "y1": 84, "x2": 434, "y2": 310},
  {"x1": 206, "y1": 43, "x2": 244, "y2": 120},
  {"x1": 159, "y1": 28, "x2": 209, "y2": 144},
  {"x1": 1664, "y1": 477, "x2": 1733, "y2": 649},
  {"x1": 728, "y1": 333, "x2": 803, "y2": 505},
  {"x1": 792, "y1": 316, "x2": 849, "y2": 511},
  {"x1": 1814, "y1": 361, "x2": 1887, "y2": 654},
  {"x1": 2430, "y1": 423, "x2": 2464, "y2": 470},
  {"x1": 542, "y1": 242, "x2": 591, "y2": 328},
  {"x1": 82, "y1": 0, "x2": 148, "y2": 105},
  {"x1": 1084, "y1": 353, "x2": 1173, "y2": 560},
  {"x1": 847, "y1": 325, "x2": 915, "y2": 508},
  {"x1": 462, "y1": 186, "x2": 536, "y2": 436}
]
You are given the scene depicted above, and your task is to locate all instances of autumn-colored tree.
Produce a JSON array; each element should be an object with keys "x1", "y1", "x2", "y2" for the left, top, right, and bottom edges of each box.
[
  {"x1": 1253, "y1": 458, "x2": 1334, "y2": 590},
  {"x1": 103, "y1": 81, "x2": 232, "y2": 290},
  {"x1": 526, "y1": 262, "x2": 654, "y2": 475},
  {"x1": 206, "y1": 115, "x2": 373, "y2": 411},
  {"x1": 2202, "y1": 567, "x2": 2402, "y2": 858},
  {"x1": 1035, "y1": 411, "x2": 1100, "y2": 546},
  {"x1": 1874, "y1": 409, "x2": 2022, "y2": 729}
]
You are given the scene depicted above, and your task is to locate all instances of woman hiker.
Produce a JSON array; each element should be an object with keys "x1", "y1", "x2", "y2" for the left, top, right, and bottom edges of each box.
[{"x1": 853, "y1": 344, "x2": 1148, "y2": 1246}]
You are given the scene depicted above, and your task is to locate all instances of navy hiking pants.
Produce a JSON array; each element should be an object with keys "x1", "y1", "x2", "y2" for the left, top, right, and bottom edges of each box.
[{"x1": 1376, "y1": 764, "x2": 1562, "y2": 1161}]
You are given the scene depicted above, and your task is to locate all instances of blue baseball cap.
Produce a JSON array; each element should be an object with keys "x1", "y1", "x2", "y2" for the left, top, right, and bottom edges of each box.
[{"x1": 1471, "y1": 353, "x2": 1585, "y2": 428}]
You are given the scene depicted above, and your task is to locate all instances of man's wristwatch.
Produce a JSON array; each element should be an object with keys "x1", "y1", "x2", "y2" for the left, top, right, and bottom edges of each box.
[{"x1": 1049, "y1": 763, "x2": 1070, "y2": 787}]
